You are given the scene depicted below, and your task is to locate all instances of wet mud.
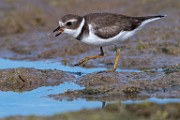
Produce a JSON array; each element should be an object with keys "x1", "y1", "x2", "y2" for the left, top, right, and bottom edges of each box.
[
  {"x1": 49, "y1": 65, "x2": 180, "y2": 101},
  {"x1": 0, "y1": 68, "x2": 75, "y2": 92}
]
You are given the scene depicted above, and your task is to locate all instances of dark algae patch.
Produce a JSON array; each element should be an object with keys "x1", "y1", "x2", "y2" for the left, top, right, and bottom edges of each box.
[
  {"x1": 163, "y1": 65, "x2": 180, "y2": 74},
  {"x1": 1, "y1": 102, "x2": 179, "y2": 120}
]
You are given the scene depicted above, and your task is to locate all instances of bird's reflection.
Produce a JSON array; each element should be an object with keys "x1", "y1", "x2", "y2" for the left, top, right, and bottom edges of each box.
[{"x1": 102, "y1": 101, "x2": 106, "y2": 108}]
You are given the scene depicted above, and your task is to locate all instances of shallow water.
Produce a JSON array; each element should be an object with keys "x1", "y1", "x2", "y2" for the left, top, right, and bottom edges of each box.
[
  {"x1": 0, "y1": 82, "x2": 103, "y2": 118},
  {"x1": 0, "y1": 58, "x2": 141, "y2": 74},
  {"x1": 0, "y1": 58, "x2": 179, "y2": 118}
]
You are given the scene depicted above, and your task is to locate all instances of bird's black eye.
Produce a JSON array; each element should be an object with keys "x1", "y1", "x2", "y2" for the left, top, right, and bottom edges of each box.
[{"x1": 66, "y1": 22, "x2": 72, "y2": 26}]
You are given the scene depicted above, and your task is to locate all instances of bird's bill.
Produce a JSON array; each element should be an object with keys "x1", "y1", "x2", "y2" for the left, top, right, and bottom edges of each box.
[{"x1": 53, "y1": 26, "x2": 64, "y2": 37}]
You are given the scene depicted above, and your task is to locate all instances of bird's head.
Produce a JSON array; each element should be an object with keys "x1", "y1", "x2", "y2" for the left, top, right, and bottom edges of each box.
[{"x1": 53, "y1": 14, "x2": 84, "y2": 37}]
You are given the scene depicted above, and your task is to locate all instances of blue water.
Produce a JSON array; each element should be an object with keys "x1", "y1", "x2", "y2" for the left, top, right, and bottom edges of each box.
[
  {"x1": 0, "y1": 58, "x2": 179, "y2": 118},
  {"x1": 0, "y1": 82, "x2": 103, "y2": 117},
  {"x1": 0, "y1": 58, "x2": 141, "y2": 74}
]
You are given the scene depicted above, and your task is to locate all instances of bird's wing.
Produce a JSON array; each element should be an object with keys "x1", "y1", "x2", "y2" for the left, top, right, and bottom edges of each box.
[{"x1": 85, "y1": 13, "x2": 141, "y2": 39}]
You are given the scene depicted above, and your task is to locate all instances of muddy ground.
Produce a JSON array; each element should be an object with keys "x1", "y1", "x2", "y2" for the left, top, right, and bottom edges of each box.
[
  {"x1": 0, "y1": 68, "x2": 75, "y2": 92},
  {"x1": 0, "y1": 0, "x2": 179, "y2": 119},
  {"x1": 50, "y1": 65, "x2": 180, "y2": 102}
]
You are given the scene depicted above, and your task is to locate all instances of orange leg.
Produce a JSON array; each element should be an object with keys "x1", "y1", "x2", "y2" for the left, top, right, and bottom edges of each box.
[
  {"x1": 113, "y1": 48, "x2": 120, "y2": 71},
  {"x1": 74, "y1": 47, "x2": 104, "y2": 66},
  {"x1": 106, "y1": 47, "x2": 120, "y2": 72}
]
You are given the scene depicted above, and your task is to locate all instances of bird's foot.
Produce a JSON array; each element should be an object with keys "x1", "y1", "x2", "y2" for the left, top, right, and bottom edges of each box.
[
  {"x1": 97, "y1": 69, "x2": 116, "y2": 73},
  {"x1": 74, "y1": 58, "x2": 88, "y2": 66}
]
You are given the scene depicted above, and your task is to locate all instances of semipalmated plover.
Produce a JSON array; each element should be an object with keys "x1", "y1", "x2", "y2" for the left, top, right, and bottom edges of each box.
[{"x1": 53, "y1": 13, "x2": 166, "y2": 72}]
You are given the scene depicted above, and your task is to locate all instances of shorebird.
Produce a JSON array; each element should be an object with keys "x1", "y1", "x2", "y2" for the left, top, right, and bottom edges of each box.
[{"x1": 53, "y1": 13, "x2": 166, "y2": 72}]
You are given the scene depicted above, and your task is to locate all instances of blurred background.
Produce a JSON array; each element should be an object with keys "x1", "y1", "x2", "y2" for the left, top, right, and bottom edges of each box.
[{"x1": 0, "y1": 0, "x2": 179, "y2": 36}]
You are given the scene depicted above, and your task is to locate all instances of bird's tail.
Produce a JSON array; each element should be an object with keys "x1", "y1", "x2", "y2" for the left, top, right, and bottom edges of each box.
[
  {"x1": 138, "y1": 15, "x2": 167, "y2": 20},
  {"x1": 137, "y1": 15, "x2": 167, "y2": 27}
]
